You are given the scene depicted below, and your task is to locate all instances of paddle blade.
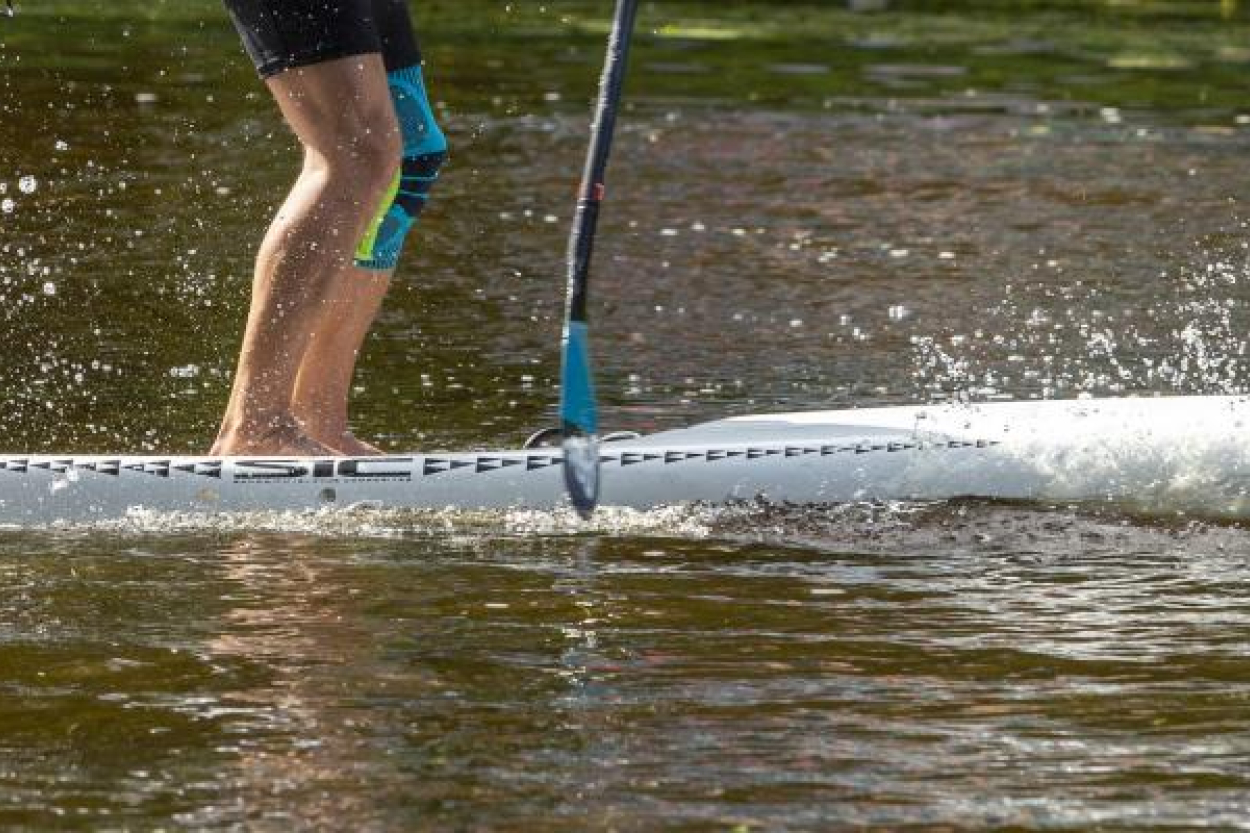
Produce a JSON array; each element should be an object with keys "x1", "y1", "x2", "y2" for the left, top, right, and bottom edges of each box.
[
  {"x1": 561, "y1": 432, "x2": 600, "y2": 519},
  {"x1": 559, "y1": 320, "x2": 600, "y2": 517}
]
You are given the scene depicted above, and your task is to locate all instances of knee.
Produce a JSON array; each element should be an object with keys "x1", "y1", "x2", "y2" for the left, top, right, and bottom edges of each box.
[
  {"x1": 389, "y1": 66, "x2": 448, "y2": 218},
  {"x1": 303, "y1": 105, "x2": 402, "y2": 208},
  {"x1": 346, "y1": 126, "x2": 403, "y2": 207},
  {"x1": 351, "y1": 66, "x2": 448, "y2": 272}
]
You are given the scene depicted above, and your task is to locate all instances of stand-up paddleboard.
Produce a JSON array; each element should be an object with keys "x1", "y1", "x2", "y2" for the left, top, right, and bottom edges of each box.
[{"x1": 2, "y1": 395, "x2": 1250, "y2": 526}]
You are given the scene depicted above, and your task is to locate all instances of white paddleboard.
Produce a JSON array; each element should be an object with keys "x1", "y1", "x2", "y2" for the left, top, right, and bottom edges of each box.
[{"x1": 2, "y1": 395, "x2": 1249, "y2": 526}]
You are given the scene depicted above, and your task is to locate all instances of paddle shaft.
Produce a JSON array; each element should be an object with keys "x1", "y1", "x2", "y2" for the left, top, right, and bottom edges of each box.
[{"x1": 563, "y1": 0, "x2": 638, "y2": 348}]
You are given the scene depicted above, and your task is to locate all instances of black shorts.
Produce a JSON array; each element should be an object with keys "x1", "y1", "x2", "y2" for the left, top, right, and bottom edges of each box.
[{"x1": 222, "y1": 0, "x2": 422, "y2": 79}]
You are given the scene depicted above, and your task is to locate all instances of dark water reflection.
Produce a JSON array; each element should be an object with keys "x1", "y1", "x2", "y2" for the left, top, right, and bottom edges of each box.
[
  {"x1": 3, "y1": 511, "x2": 1250, "y2": 828},
  {"x1": 6, "y1": 0, "x2": 1250, "y2": 828}
]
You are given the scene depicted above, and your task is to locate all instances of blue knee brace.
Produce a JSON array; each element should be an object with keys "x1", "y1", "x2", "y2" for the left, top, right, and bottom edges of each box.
[{"x1": 355, "y1": 65, "x2": 448, "y2": 271}]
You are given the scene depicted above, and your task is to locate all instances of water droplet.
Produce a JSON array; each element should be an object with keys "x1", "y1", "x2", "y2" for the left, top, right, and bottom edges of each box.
[
  {"x1": 42, "y1": 282, "x2": 56, "y2": 296},
  {"x1": 0, "y1": 198, "x2": 13, "y2": 214},
  {"x1": 17, "y1": 175, "x2": 36, "y2": 194}
]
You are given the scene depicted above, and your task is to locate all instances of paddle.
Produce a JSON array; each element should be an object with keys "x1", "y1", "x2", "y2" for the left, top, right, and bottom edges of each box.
[{"x1": 560, "y1": 0, "x2": 639, "y2": 519}]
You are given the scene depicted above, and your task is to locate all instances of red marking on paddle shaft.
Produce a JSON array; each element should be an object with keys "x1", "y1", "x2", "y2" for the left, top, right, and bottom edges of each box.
[{"x1": 592, "y1": 182, "x2": 606, "y2": 201}]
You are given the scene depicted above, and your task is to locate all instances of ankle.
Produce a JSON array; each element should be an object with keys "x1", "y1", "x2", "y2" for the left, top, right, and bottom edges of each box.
[
  {"x1": 218, "y1": 410, "x2": 300, "y2": 440},
  {"x1": 293, "y1": 413, "x2": 348, "y2": 442}
]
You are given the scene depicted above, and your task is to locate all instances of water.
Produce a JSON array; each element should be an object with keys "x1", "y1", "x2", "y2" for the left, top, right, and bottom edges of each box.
[
  {"x1": 5, "y1": 510, "x2": 1250, "y2": 828},
  {"x1": 4, "y1": 0, "x2": 1250, "y2": 828}
]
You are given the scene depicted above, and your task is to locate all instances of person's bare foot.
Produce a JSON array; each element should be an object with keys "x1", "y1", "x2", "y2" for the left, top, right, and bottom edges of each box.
[
  {"x1": 324, "y1": 431, "x2": 385, "y2": 457},
  {"x1": 210, "y1": 422, "x2": 340, "y2": 457}
]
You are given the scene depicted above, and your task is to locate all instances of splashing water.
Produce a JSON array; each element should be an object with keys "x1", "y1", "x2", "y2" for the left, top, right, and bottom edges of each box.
[
  {"x1": 911, "y1": 237, "x2": 1250, "y2": 401},
  {"x1": 50, "y1": 503, "x2": 720, "y2": 539}
]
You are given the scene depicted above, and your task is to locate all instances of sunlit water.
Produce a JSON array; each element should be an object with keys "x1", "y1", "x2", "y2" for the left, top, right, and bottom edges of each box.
[{"x1": 5, "y1": 1, "x2": 1250, "y2": 828}]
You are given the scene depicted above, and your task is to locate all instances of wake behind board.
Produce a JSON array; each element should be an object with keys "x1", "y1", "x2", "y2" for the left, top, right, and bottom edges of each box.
[{"x1": 2, "y1": 395, "x2": 1250, "y2": 526}]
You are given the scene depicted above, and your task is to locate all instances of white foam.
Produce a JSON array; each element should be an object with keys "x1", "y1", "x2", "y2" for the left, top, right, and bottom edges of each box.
[{"x1": 50, "y1": 503, "x2": 718, "y2": 539}]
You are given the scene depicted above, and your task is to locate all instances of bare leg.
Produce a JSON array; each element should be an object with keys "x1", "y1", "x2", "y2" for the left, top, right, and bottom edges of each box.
[
  {"x1": 291, "y1": 266, "x2": 393, "y2": 456},
  {"x1": 212, "y1": 54, "x2": 401, "y2": 457}
]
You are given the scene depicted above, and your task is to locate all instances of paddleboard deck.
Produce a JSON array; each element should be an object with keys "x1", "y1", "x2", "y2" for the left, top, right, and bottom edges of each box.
[{"x1": 3, "y1": 395, "x2": 1250, "y2": 526}]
